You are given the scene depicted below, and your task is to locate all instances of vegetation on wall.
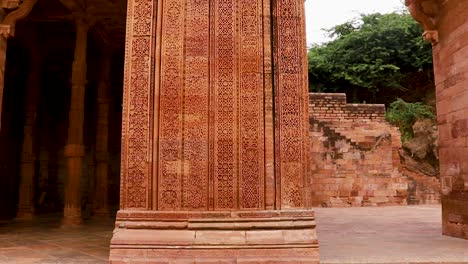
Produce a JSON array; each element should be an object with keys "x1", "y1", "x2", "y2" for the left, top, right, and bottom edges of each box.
[
  {"x1": 385, "y1": 98, "x2": 435, "y2": 142},
  {"x1": 308, "y1": 12, "x2": 434, "y2": 106}
]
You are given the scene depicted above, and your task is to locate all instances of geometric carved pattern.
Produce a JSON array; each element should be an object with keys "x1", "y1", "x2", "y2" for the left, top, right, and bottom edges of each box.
[
  {"x1": 121, "y1": 0, "x2": 309, "y2": 211},
  {"x1": 155, "y1": 0, "x2": 267, "y2": 210},
  {"x1": 182, "y1": 0, "x2": 210, "y2": 210},
  {"x1": 158, "y1": 0, "x2": 184, "y2": 210},
  {"x1": 273, "y1": 0, "x2": 309, "y2": 208},
  {"x1": 121, "y1": 0, "x2": 156, "y2": 209},
  {"x1": 238, "y1": 0, "x2": 265, "y2": 209},
  {"x1": 213, "y1": 0, "x2": 239, "y2": 209}
]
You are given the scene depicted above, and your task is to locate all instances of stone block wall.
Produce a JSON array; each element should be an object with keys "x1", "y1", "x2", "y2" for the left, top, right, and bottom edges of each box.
[
  {"x1": 309, "y1": 93, "x2": 408, "y2": 207},
  {"x1": 308, "y1": 93, "x2": 441, "y2": 207},
  {"x1": 432, "y1": 0, "x2": 468, "y2": 240}
]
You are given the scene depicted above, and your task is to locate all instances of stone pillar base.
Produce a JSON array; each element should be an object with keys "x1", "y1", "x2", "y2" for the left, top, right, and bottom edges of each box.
[
  {"x1": 110, "y1": 210, "x2": 319, "y2": 263},
  {"x1": 442, "y1": 192, "x2": 468, "y2": 240}
]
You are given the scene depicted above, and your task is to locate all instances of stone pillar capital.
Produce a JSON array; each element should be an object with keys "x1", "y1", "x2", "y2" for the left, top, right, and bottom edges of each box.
[
  {"x1": 0, "y1": 24, "x2": 12, "y2": 38},
  {"x1": 406, "y1": 0, "x2": 441, "y2": 45},
  {"x1": 0, "y1": 0, "x2": 38, "y2": 38},
  {"x1": 1, "y1": 0, "x2": 20, "y2": 9},
  {"x1": 74, "y1": 15, "x2": 90, "y2": 30}
]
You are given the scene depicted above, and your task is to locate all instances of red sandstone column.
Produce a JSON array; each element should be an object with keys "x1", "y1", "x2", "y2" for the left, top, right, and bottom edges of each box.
[
  {"x1": 273, "y1": 0, "x2": 312, "y2": 208},
  {"x1": 17, "y1": 43, "x2": 41, "y2": 218},
  {"x1": 408, "y1": 0, "x2": 468, "y2": 240},
  {"x1": 93, "y1": 51, "x2": 111, "y2": 216},
  {"x1": 63, "y1": 17, "x2": 88, "y2": 226},
  {"x1": 110, "y1": 0, "x2": 319, "y2": 262}
]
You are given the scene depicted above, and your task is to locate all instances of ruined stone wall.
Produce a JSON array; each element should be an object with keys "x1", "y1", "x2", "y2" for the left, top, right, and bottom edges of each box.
[
  {"x1": 309, "y1": 93, "x2": 408, "y2": 207},
  {"x1": 433, "y1": 0, "x2": 468, "y2": 240},
  {"x1": 308, "y1": 93, "x2": 441, "y2": 207}
]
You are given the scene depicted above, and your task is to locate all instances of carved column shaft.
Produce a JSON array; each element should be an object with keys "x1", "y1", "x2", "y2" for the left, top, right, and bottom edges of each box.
[
  {"x1": 63, "y1": 18, "x2": 88, "y2": 226},
  {"x1": 17, "y1": 43, "x2": 41, "y2": 218},
  {"x1": 94, "y1": 52, "x2": 110, "y2": 216}
]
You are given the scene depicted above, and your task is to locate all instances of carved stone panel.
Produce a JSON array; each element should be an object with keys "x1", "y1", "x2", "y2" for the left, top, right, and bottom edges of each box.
[
  {"x1": 154, "y1": 0, "x2": 266, "y2": 211},
  {"x1": 120, "y1": 0, "x2": 310, "y2": 211},
  {"x1": 120, "y1": 0, "x2": 156, "y2": 210},
  {"x1": 113, "y1": 0, "x2": 317, "y2": 261},
  {"x1": 273, "y1": 0, "x2": 310, "y2": 209}
]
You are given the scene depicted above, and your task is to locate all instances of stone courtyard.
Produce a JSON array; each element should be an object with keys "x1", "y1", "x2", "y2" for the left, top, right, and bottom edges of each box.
[
  {"x1": 0, "y1": 205, "x2": 467, "y2": 264},
  {"x1": 316, "y1": 205, "x2": 468, "y2": 264},
  {"x1": 0, "y1": 0, "x2": 468, "y2": 263}
]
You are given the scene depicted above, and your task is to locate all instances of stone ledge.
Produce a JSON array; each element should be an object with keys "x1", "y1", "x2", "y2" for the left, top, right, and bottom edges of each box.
[{"x1": 110, "y1": 210, "x2": 319, "y2": 263}]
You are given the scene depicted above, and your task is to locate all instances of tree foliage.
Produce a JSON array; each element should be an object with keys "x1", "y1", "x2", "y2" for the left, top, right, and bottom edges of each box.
[
  {"x1": 308, "y1": 12, "x2": 434, "y2": 105},
  {"x1": 386, "y1": 98, "x2": 435, "y2": 142}
]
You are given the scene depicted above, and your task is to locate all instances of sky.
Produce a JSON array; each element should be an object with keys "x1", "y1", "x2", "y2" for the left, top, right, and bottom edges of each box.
[{"x1": 305, "y1": 0, "x2": 405, "y2": 44}]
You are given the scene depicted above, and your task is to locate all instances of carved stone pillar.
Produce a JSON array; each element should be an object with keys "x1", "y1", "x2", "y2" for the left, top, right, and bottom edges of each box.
[
  {"x1": 16, "y1": 42, "x2": 41, "y2": 218},
  {"x1": 93, "y1": 52, "x2": 111, "y2": 216},
  {"x1": 110, "y1": 0, "x2": 318, "y2": 262},
  {"x1": 63, "y1": 17, "x2": 88, "y2": 226}
]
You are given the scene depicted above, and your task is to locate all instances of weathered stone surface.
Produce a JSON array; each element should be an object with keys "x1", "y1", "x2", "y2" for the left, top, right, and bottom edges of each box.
[
  {"x1": 308, "y1": 93, "x2": 408, "y2": 207},
  {"x1": 111, "y1": 0, "x2": 318, "y2": 262},
  {"x1": 415, "y1": 0, "x2": 468, "y2": 240},
  {"x1": 402, "y1": 118, "x2": 438, "y2": 162},
  {"x1": 110, "y1": 211, "x2": 319, "y2": 263}
]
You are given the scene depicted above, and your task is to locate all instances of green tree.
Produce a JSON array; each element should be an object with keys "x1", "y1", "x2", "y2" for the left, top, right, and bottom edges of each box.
[
  {"x1": 386, "y1": 98, "x2": 435, "y2": 142},
  {"x1": 308, "y1": 12, "x2": 434, "y2": 105}
]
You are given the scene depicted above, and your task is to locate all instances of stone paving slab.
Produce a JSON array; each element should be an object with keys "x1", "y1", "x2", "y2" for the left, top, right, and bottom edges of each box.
[
  {"x1": 0, "y1": 206, "x2": 467, "y2": 263},
  {"x1": 316, "y1": 205, "x2": 468, "y2": 264},
  {"x1": 0, "y1": 215, "x2": 112, "y2": 264}
]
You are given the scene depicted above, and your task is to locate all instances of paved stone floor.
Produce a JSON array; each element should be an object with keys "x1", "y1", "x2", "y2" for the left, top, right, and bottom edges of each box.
[
  {"x1": 0, "y1": 206, "x2": 467, "y2": 263},
  {"x1": 316, "y1": 205, "x2": 468, "y2": 264},
  {"x1": 0, "y1": 214, "x2": 113, "y2": 263}
]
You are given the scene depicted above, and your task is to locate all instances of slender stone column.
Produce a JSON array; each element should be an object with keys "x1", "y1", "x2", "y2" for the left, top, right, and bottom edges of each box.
[
  {"x1": 16, "y1": 44, "x2": 41, "y2": 218},
  {"x1": 93, "y1": 52, "x2": 111, "y2": 216},
  {"x1": 63, "y1": 17, "x2": 88, "y2": 226}
]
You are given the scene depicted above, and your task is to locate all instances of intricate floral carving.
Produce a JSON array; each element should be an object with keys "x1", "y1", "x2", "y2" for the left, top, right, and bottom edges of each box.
[
  {"x1": 121, "y1": 0, "x2": 156, "y2": 209},
  {"x1": 213, "y1": 0, "x2": 238, "y2": 209},
  {"x1": 273, "y1": 0, "x2": 310, "y2": 208},
  {"x1": 239, "y1": 0, "x2": 265, "y2": 209},
  {"x1": 158, "y1": 0, "x2": 184, "y2": 210},
  {"x1": 182, "y1": 0, "x2": 210, "y2": 210},
  {"x1": 120, "y1": 0, "x2": 311, "y2": 211}
]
